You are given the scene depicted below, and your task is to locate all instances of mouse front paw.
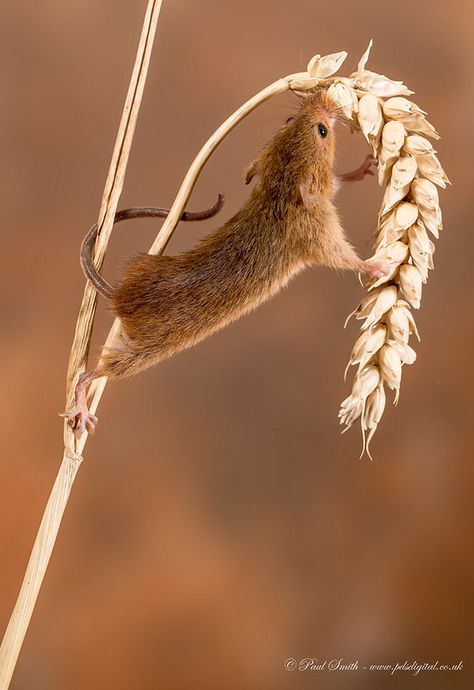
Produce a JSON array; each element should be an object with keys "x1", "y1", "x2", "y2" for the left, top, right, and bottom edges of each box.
[{"x1": 362, "y1": 259, "x2": 391, "y2": 278}]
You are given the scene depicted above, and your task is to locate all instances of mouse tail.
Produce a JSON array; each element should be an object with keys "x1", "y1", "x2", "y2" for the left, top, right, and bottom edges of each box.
[
  {"x1": 80, "y1": 223, "x2": 115, "y2": 299},
  {"x1": 80, "y1": 193, "x2": 225, "y2": 299}
]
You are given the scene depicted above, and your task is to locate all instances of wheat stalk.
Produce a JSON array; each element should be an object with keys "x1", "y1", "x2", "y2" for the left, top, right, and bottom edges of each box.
[{"x1": 0, "y1": 2, "x2": 163, "y2": 686}]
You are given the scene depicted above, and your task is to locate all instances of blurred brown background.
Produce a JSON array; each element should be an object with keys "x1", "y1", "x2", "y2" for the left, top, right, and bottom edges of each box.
[{"x1": 0, "y1": 1, "x2": 472, "y2": 688}]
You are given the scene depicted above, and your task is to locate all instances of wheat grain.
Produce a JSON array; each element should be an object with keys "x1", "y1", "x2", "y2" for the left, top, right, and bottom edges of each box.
[{"x1": 326, "y1": 41, "x2": 448, "y2": 457}]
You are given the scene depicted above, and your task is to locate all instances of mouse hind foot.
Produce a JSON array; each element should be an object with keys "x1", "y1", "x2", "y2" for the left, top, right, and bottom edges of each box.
[
  {"x1": 60, "y1": 370, "x2": 99, "y2": 438},
  {"x1": 60, "y1": 342, "x2": 158, "y2": 438},
  {"x1": 61, "y1": 405, "x2": 98, "y2": 437}
]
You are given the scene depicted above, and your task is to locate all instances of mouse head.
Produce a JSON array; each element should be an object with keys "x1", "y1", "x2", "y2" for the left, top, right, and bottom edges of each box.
[
  {"x1": 255, "y1": 89, "x2": 340, "y2": 207},
  {"x1": 290, "y1": 89, "x2": 338, "y2": 147}
]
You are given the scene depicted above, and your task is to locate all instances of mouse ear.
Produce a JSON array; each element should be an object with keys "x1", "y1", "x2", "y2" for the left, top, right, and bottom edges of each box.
[
  {"x1": 299, "y1": 174, "x2": 319, "y2": 208},
  {"x1": 244, "y1": 158, "x2": 261, "y2": 185}
]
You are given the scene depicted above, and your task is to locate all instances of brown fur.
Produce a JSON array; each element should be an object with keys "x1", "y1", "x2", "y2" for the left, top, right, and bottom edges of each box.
[
  {"x1": 65, "y1": 91, "x2": 382, "y2": 435},
  {"x1": 96, "y1": 91, "x2": 366, "y2": 381}
]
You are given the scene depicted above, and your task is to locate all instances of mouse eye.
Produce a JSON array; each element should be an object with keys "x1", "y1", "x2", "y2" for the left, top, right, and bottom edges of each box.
[{"x1": 317, "y1": 123, "x2": 328, "y2": 138}]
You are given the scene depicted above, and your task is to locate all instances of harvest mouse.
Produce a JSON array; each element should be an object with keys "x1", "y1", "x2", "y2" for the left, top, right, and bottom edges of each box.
[{"x1": 63, "y1": 89, "x2": 388, "y2": 435}]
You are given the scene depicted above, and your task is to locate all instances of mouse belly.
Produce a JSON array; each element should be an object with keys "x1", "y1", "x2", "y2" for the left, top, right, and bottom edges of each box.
[{"x1": 110, "y1": 251, "x2": 303, "y2": 374}]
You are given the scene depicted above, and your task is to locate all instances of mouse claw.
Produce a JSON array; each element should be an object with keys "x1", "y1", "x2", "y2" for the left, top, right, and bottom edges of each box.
[
  {"x1": 358, "y1": 154, "x2": 378, "y2": 179},
  {"x1": 60, "y1": 407, "x2": 99, "y2": 438},
  {"x1": 85, "y1": 414, "x2": 98, "y2": 434},
  {"x1": 338, "y1": 154, "x2": 378, "y2": 184}
]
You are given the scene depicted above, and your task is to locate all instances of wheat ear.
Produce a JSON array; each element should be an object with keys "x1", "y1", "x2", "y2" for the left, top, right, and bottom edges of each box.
[{"x1": 332, "y1": 41, "x2": 448, "y2": 458}]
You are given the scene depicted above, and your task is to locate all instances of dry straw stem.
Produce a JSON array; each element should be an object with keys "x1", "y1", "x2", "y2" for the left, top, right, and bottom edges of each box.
[{"x1": 0, "y1": 1, "x2": 163, "y2": 687}]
